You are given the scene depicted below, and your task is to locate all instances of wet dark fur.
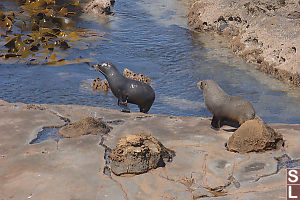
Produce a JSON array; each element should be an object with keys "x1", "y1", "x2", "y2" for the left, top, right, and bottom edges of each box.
[{"x1": 93, "y1": 62, "x2": 155, "y2": 113}]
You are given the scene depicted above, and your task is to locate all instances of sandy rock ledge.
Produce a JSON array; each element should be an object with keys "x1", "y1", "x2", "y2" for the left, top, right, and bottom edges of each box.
[{"x1": 1, "y1": 100, "x2": 300, "y2": 199}]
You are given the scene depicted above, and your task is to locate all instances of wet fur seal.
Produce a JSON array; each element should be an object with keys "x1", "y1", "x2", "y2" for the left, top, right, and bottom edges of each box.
[
  {"x1": 93, "y1": 62, "x2": 155, "y2": 113},
  {"x1": 197, "y1": 80, "x2": 255, "y2": 129}
]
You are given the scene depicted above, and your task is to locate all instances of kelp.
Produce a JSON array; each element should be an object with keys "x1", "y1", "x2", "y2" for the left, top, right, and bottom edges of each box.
[{"x1": 0, "y1": 0, "x2": 109, "y2": 65}]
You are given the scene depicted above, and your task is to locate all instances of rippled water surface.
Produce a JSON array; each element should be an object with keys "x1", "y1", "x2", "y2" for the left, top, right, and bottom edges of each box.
[{"x1": 1, "y1": 0, "x2": 300, "y2": 123}]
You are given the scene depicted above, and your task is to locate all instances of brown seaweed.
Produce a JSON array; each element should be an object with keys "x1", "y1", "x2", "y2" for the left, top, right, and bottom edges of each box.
[{"x1": 0, "y1": 0, "x2": 109, "y2": 65}]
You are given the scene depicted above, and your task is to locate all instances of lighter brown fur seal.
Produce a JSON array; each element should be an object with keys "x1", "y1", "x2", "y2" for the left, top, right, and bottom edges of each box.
[{"x1": 197, "y1": 80, "x2": 255, "y2": 129}]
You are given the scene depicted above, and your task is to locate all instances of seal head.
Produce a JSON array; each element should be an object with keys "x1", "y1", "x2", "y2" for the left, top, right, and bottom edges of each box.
[
  {"x1": 93, "y1": 62, "x2": 155, "y2": 113},
  {"x1": 93, "y1": 62, "x2": 118, "y2": 77},
  {"x1": 197, "y1": 80, "x2": 255, "y2": 129}
]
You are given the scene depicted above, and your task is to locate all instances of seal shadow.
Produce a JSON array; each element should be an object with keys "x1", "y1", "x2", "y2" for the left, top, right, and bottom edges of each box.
[{"x1": 218, "y1": 120, "x2": 239, "y2": 132}]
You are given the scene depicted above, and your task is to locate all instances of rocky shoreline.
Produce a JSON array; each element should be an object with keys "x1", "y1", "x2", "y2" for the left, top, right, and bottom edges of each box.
[
  {"x1": 188, "y1": 0, "x2": 300, "y2": 86},
  {"x1": 1, "y1": 1, "x2": 300, "y2": 199}
]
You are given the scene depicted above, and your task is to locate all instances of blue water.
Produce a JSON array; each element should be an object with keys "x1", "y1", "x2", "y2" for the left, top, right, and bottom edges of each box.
[
  {"x1": 0, "y1": 0, "x2": 300, "y2": 123},
  {"x1": 29, "y1": 127, "x2": 62, "y2": 144}
]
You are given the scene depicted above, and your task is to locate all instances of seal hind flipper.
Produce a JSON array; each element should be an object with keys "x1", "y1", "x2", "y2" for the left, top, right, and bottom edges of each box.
[{"x1": 139, "y1": 106, "x2": 150, "y2": 114}]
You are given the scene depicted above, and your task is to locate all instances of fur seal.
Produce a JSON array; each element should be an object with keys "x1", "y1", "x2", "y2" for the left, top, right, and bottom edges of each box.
[
  {"x1": 197, "y1": 80, "x2": 255, "y2": 129},
  {"x1": 93, "y1": 62, "x2": 155, "y2": 113}
]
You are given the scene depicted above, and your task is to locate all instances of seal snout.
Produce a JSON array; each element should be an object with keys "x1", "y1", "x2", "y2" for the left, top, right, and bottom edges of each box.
[
  {"x1": 93, "y1": 62, "x2": 111, "y2": 75},
  {"x1": 92, "y1": 62, "x2": 110, "y2": 69},
  {"x1": 197, "y1": 81, "x2": 204, "y2": 90},
  {"x1": 92, "y1": 64, "x2": 99, "y2": 69}
]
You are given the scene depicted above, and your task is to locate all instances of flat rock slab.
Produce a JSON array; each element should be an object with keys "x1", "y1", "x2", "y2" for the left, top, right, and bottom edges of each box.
[{"x1": 0, "y1": 100, "x2": 300, "y2": 199}]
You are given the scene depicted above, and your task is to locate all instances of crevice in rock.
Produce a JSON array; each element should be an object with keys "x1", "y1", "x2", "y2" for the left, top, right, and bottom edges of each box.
[
  {"x1": 47, "y1": 109, "x2": 71, "y2": 123},
  {"x1": 159, "y1": 174, "x2": 195, "y2": 200},
  {"x1": 99, "y1": 136, "x2": 130, "y2": 200},
  {"x1": 160, "y1": 172, "x2": 240, "y2": 199},
  {"x1": 27, "y1": 104, "x2": 71, "y2": 123},
  {"x1": 103, "y1": 119, "x2": 125, "y2": 125},
  {"x1": 254, "y1": 153, "x2": 300, "y2": 181}
]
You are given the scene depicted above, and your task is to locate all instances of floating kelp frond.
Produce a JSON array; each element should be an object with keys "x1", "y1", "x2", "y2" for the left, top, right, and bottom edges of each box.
[
  {"x1": 0, "y1": 12, "x2": 14, "y2": 30},
  {"x1": 0, "y1": 0, "x2": 109, "y2": 65},
  {"x1": 44, "y1": 57, "x2": 97, "y2": 66}
]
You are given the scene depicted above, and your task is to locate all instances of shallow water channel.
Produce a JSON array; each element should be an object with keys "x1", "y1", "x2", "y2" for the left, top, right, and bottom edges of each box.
[{"x1": 0, "y1": 0, "x2": 300, "y2": 123}]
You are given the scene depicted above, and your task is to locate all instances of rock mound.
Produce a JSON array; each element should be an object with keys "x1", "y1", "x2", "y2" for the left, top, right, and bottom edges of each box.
[
  {"x1": 83, "y1": 0, "x2": 115, "y2": 15},
  {"x1": 109, "y1": 134, "x2": 175, "y2": 175},
  {"x1": 226, "y1": 119, "x2": 283, "y2": 153},
  {"x1": 92, "y1": 77, "x2": 110, "y2": 91},
  {"x1": 59, "y1": 117, "x2": 111, "y2": 138}
]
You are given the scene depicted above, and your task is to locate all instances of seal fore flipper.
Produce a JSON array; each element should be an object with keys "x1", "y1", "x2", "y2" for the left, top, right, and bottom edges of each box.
[
  {"x1": 118, "y1": 97, "x2": 130, "y2": 113},
  {"x1": 211, "y1": 115, "x2": 221, "y2": 130}
]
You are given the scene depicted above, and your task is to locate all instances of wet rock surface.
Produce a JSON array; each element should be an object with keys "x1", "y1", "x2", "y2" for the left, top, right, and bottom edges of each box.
[
  {"x1": 0, "y1": 100, "x2": 300, "y2": 199},
  {"x1": 58, "y1": 116, "x2": 111, "y2": 138},
  {"x1": 188, "y1": 0, "x2": 300, "y2": 86},
  {"x1": 227, "y1": 119, "x2": 284, "y2": 152},
  {"x1": 108, "y1": 134, "x2": 175, "y2": 175}
]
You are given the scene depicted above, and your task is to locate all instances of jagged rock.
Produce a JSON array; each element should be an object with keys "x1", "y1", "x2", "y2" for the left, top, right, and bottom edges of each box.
[
  {"x1": 123, "y1": 68, "x2": 151, "y2": 84},
  {"x1": 92, "y1": 77, "x2": 110, "y2": 91},
  {"x1": 59, "y1": 117, "x2": 111, "y2": 138},
  {"x1": 83, "y1": 0, "x2": 115, "y2": 15},
  {"x1": 109, "y1": 134, "x2": 175, "y2": 175},
  {"x1": 226, "y1": 119, "x2": 283, "y2": 153}
]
